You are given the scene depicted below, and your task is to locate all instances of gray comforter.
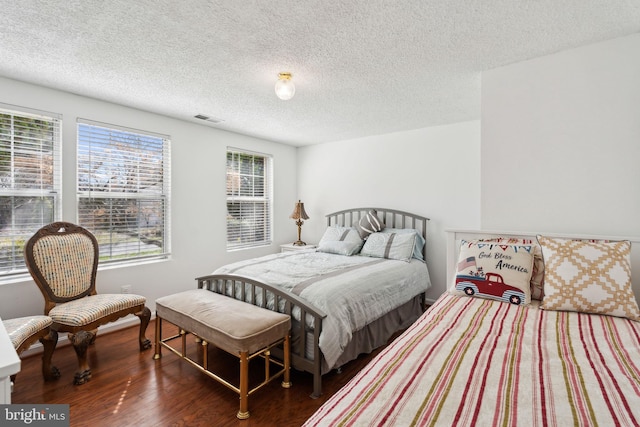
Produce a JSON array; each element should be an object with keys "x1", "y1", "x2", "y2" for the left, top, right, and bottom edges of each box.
[{"x1": 213, "y1": 249, "x2": 431, "y2": 368}]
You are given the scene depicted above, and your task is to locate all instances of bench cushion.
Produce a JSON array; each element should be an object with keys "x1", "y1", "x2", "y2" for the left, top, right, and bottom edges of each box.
[{"x1": 156, "y1": 289, "x2": 290, "y2": 355}]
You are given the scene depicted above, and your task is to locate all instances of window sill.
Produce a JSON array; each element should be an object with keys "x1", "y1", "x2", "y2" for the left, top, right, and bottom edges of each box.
[
  {"x1": 98, "y1": 256, "x2": 171, "y2": 271},
  {"x1": 0, "y1": 256, "x2": 172, "y2": 286},
  {"x1": 227, "y1": 242, "x2": 272, "y2": 252}
]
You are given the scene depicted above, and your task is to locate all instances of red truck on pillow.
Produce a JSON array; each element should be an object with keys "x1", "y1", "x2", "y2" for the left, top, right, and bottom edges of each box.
[{"x1": 455, "y1": 272, "x2": 525, "y2": 305}]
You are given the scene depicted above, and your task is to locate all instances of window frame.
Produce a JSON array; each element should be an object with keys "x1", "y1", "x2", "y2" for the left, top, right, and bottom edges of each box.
[
  {"x1": 0, "y1": 103, "x2": 62, "y2": 279},
  {"x1": 77, "y1": 119, "x2": 171, "y2": 265},
  {"x1": 226, "y1": 148, "x2": 273, "y2": 251}
]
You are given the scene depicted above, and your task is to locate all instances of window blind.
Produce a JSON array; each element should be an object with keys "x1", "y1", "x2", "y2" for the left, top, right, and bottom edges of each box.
[
  {"x1": 77, "y1": 119, "x2": 171, "y2": 263},
  {"x1": 226, "y1": 149, "x2": 272, "y2": 250},
  {"x1": 0, "y1": 105, "x2": 61, "y2": 276}
]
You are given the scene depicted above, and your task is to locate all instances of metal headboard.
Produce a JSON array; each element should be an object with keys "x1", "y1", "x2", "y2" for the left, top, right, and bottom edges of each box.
[{"x1": 325, "y1": 208, "x2": 430, "y2": 260}]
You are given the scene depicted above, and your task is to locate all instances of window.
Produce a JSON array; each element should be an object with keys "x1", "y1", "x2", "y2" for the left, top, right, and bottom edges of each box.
[
  {"x1": 226, "y1": 149, "x2": 272, "y2": 250},
  {"x1": 77, "y1": 120, "x2": 170, "y2": 263},
  {"x1": 0, "y1": 105, "x2": 61, "y2": 277}
]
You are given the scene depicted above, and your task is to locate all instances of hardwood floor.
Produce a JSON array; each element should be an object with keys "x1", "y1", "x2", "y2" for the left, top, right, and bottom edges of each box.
[{"x1": 11, "y1": 320, "x2": 393, "y2": 427}]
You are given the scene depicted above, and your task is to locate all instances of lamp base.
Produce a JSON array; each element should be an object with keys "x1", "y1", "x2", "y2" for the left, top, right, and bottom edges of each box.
[{"x1": 292, "y1": 240, "x2": 307, "y2": 246}]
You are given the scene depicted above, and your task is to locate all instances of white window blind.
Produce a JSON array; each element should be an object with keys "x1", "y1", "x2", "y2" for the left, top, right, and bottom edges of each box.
[
  {"x1": 77, "y1": 120, "x2": 171, "y2": 263},
  {"x1": 0, "y1": 105, "x2": 61, "y2": 276},
  {"x1": 226, "y1": 149, "x2": 272, "y2": 250}
]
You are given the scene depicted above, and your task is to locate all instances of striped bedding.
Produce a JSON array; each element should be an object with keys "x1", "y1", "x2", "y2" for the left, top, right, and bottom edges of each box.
[{"x1": 304, "y1": 292, "x2": 640, "y2": 426}]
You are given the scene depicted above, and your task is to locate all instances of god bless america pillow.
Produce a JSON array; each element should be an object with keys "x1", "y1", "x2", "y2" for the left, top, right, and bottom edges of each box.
[{"x1": 451, "y1": 240, "x2": 535, "y2": 305}]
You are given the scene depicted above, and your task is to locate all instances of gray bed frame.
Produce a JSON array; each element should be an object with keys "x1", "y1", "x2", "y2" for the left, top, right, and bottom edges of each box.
[{"x1": 196, "y1": 208, "x2": 429, "y2": 398}]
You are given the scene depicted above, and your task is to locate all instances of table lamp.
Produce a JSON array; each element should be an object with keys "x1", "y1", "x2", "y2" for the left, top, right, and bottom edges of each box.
[{"x1": 289, "y1": 200, "x2": 309, "y2": 246}]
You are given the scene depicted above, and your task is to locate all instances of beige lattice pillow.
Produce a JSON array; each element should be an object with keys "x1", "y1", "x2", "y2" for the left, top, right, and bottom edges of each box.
[{"x1": 538, "y1": 236, "x2": 640, "y2": 321}]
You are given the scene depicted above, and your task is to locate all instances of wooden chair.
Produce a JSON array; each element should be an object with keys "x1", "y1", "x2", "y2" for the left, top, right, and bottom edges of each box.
[
  {"x1": 24, "y1": 222, "x2": 152, "y2": 385},
  {"x1": 2, "y1": 315, "x2": 59, "y2": 384}
]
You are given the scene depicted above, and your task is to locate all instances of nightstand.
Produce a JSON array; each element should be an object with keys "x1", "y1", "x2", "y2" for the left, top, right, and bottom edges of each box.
[{"x1": 280, "y1": 243, "x2": 317, "y2": 253}]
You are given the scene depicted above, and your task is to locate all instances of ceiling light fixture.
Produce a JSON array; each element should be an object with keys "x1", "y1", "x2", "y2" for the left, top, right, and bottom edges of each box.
[{"x1": 275, "y1": 72, "x2": 295, "y2": 100}]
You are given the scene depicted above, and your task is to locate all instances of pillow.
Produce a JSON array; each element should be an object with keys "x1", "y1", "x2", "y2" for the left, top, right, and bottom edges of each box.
[
  {"x1": 381, "y1": 228, "x2": 425, "y2": 261},
  {"x1": 319, "y1": 225, "x2": 362, "y2": 245},
  {"x1": 317, "y1": 240, "x2": 364, "y2": 256},
  {"x1": 537, "y1": 236, "x2": 640, "y2": 321},
  {"x1": 477, "y1": 237, "x2": 544, "y2": 300},
  {"x1": 355, "y1": 210, "x2": 385, "y2": 240},
  {"x1": 317, "y1": 226, "x2": 363, "y2": 256},
  {"x1": 451, "y1": 240, "x2": 534, "y2": 305},
  {"x1": 360, "y1": 232, "x2": 415, "y2": 262}
]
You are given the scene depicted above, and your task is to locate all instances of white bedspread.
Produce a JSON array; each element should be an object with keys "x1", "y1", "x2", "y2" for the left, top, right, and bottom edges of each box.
[{"x1": 213, "y1": 250, "x2": 431, "y2": 368}]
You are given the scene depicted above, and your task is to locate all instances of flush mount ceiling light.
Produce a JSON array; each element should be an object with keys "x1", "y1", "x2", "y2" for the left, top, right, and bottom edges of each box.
[{"x1": 275, "y1": 72, "x2": 295, "y2": 100}]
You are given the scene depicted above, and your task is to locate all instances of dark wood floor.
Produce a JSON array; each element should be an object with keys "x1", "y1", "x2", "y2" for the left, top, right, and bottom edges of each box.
[{"x1": 11, "y1": 320, "x2": 394, "y2": 427}]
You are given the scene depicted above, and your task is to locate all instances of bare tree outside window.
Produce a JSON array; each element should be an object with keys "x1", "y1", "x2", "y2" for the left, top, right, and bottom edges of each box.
[
  {"x1": 226, "y1": 149, "x2": 272, "y2": 250},
  {"x1": 0, "y1": 108, "x2": 60, "y2": 276},
  {"x1": 77, "y1": 122, "x2": 170, "y2": 262}
]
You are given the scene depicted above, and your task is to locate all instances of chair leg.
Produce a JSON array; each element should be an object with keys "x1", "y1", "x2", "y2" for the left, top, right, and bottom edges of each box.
[
  {"x1": 40, "y1": 329, "x2": 60, "y2": 381},
  {"x1": 70, "y1": 330, "x2": 94, "y2": 385},
  {"x1": 88, "y1": 329, "x2": 98, "y2": 345},
  {"x1": 136, "y1": 306, "x2": 152, "y2": 351}
]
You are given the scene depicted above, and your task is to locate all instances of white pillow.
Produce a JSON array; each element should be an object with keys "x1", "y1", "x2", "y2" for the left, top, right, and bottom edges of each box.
[
  {"x1": 317, "y1": 226, "x2": 363, "y2": 256},
  {"x1": 317, "y1": 240, "x2": 363, "y2": 256},
  {"x1": 360, "y1": 232, "x2": 416, "y2": 262},
  {"x1": 381, "y1": 228, "x2": 425, "y2": 261}
]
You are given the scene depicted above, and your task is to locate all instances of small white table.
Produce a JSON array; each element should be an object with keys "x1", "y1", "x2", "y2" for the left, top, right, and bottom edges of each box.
[
  {"x1": 280, "y1": 243, "x2": 317, "y2": 253},
  {"x1": 0, "y1": 318, "x2": 21, "y2": 404}
]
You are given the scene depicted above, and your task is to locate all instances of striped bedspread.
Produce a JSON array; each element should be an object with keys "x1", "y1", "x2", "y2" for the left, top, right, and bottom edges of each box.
[{"x1": 304, "y1": 293, "x2": 640, "y2": 426}]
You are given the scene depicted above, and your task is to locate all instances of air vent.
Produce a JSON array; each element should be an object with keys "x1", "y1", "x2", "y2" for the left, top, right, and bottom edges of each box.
[{"x1": 194, "y1": 114, "x2": 224, "y2": 124}]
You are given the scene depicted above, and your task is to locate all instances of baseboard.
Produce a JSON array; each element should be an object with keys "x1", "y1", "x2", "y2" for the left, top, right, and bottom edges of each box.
[
  {"x1": 424, "y1": 297, "x2": 437, "y2": 306},
  {"x1": 19, "y1": 313, "x2": 157, "y2": 358}
]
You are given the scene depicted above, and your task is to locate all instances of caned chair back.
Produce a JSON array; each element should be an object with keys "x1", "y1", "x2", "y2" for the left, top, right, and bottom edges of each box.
[{"x1": 25, "y1": 222, "x2": 99, "y2": 314}]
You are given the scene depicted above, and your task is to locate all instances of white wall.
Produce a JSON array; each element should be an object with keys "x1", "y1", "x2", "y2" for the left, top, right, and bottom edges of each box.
[
  {"x1": 297, "y1": 121, "x2": 481, "y2": 301},
  {"x1": 481, "y1": 33, "x2": 640, "y2": 236},
  {"x1": 0, "y1": 77, "x2": 298, "y2": 320}
]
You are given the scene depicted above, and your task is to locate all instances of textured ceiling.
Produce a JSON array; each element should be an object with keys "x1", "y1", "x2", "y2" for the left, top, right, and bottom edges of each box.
[{"x1": 1, "y1": 1, "x2": 639, "y2": 146}]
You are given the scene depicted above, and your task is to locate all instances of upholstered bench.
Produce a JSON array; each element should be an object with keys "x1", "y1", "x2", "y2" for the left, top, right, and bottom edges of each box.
[{"x1": 153, "y1": 289, "x2": 291, "y2": 419}]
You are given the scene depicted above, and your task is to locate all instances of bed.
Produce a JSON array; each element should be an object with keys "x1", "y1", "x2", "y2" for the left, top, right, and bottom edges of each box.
[
  {"x1": 196, "y1": 208, "x2": 432, "y2": 398},
  {"x1": 303, "y1": 229, "x2": 640, "y2": 426}
]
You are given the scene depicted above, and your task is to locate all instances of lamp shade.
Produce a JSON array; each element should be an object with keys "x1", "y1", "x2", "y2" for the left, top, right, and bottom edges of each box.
[
  {"x1": 275, "y1": 72, "x2": 295, "y2": 100},
  {"x1": 289, "y1": 200, "x2": 309, "y2": 220}
]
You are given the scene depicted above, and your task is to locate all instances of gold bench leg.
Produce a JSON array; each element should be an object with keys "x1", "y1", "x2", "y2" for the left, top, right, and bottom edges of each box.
[
  {"x1": 154, "y1": 313, "x2": 290, "y2": 420},
  {"x1": 153, "y1": 316, "x2": 162, "y2": 360},
  {"x1": 202, "y1": 340, "x2": 208, "y2": 370},
  {"x1": 237, "y1": 351, "x2": 250, "y2": 419},
  {"x1": 282, "y1": 334, "x2": 291, "y2": 388}
]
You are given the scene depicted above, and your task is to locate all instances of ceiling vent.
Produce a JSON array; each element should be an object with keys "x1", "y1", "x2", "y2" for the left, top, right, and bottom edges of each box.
[{"x1": 194, "y1": 114, "x2": 224, "y2": 124}]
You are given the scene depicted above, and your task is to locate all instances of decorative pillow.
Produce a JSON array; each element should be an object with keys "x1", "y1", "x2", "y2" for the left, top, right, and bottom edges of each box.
[
  {"x1": 317, "y1": 226, "x2": 363, "y2": 256},
  {"x1": 451, "y1": 240, "x2": 534, "y2": 305},
  {"x1": 537, "y1": 236, "x2": 640, "y2": 321},
  {"x1": 478, "y1": 237, "x2": 544, "y2": 300},
  {"x1": 355, "y1": 210, "x2": 385, "y2": 240},
  {"x1": 381, "y1": 228, "x2": 425, "y2": 261},
  {"x1": 360, "y1": 232, "x2": 415, "y2": 262}
]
